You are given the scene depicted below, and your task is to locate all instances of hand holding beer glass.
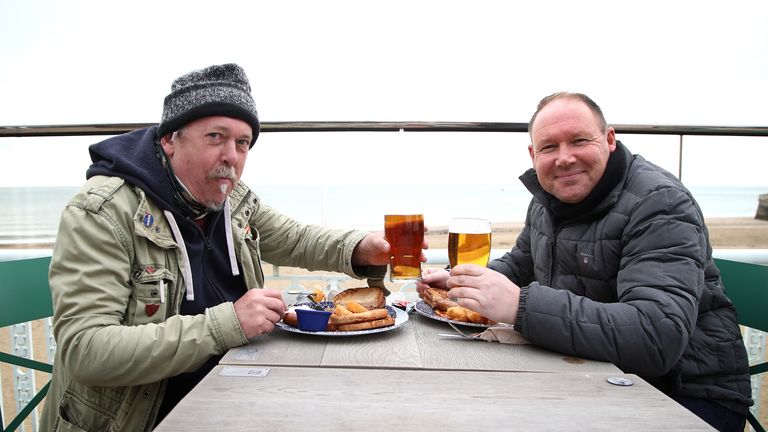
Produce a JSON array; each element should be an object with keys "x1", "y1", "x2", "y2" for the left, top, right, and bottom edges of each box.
[
  {"x1": 448, "y1": 218, "x2": 492, "y2": 268},
  {"x1": 385, "y1": 214, "x2": 424, "y2": 282}
]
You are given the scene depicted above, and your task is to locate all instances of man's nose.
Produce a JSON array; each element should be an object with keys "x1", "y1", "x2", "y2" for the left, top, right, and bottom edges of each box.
[
  {"x1": 555, "y1": 145, "x2": 575, "y2": 166},
  {"x1": 221, "y1": 141, "x2": 239, "y2": 165}
]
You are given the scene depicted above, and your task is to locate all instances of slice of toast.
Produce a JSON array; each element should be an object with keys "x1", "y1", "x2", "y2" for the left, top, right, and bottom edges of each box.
[
  {"x1": 335, "y1": 315, "x2": 395, "y2": 331},
  {"x1": 329, "y1": 308, "x2": 389, "y2": 325},
  {"x1": 333, "y1": 287, "x2": 386, "y2": 309},
  {"x1": 423, "y1": 287, "x2": 458, "y2": 311}
]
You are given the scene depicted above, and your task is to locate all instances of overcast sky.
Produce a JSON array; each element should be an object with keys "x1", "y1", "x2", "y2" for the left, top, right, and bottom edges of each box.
[{"x1": 1, "y1": 0, "x2": 767, "y2": 188}]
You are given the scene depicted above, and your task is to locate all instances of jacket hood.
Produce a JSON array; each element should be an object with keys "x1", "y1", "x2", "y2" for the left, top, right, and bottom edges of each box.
[{"x1": 86, "y1": 126, "x2": 177, "y2": 212}]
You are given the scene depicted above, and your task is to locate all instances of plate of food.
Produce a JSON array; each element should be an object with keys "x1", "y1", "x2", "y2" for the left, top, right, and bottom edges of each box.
[
  {"x1": 414, "y1": 287, "x2": 497, "y2": 328},
  {"x1": 276, "y1": 287, "x2": 409, "y2": 337}
]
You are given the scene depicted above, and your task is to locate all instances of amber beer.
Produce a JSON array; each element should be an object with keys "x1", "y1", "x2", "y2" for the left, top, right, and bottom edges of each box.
[
  {"x1": 384, "y1": 214, "x2": 424, "y2": 281},
  {"x1": 448, "y1": 218, "x2": 491, "y2": 268}
]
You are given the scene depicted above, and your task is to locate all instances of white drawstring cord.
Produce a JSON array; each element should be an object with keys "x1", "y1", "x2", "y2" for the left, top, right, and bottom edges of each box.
[
  {"x1": 223, "y1": 198, "x2": 240, "y2": 276},
  {"x1": 164, "y1": 210, "x2": 195, "y2": 301}
]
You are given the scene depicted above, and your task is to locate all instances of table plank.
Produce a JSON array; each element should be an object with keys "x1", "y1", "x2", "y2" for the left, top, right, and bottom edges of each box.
[
  {"x1": 412, "y1": 314, "x2": 618, "y2": 373},
  {"x1": 321, "y1": 314, "x2": 422, "y2": 368},
  {"x1": 224, "y1": 329, "x2": 327, "y2": 366},
  {"x1": 155, "y1": 366, "x2": 713, "y2": 432},
  {"x1": 222, "y1": 313, "x2": 619, "y2": 373}
]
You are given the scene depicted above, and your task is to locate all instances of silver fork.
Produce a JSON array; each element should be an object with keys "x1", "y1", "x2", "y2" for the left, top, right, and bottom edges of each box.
[{"x1": 438, "y1": 322, "x2": 484, "y2": 340}]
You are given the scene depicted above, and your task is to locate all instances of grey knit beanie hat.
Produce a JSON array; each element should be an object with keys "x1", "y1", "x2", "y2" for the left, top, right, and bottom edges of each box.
[{"x1": 158, "y1": 63, "x2": 260, "y2": 147}]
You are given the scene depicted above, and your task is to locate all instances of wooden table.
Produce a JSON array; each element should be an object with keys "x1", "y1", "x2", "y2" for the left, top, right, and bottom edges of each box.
[
  {"x1": 154, "y1": 365, "x2": 713, "y2": 431},
  {"x1": 220, "y1": 312, "x2": 620, "y2": 373}
]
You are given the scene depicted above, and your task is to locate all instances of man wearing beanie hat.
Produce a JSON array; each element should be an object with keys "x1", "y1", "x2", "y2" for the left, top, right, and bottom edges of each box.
[
  {"x1": 158, "y1": 63, "x2": 260, "y2": 146},
  {"x1": 40, "y1": 63, "x2": 403, "y2": 431}
]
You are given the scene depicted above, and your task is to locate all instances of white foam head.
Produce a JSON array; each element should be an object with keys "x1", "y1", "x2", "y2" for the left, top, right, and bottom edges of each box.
[{"x1": 448, "y1": 218, "x2": 491, "y2": 234}]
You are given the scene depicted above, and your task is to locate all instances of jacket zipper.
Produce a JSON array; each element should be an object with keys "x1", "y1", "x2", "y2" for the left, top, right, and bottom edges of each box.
[{"x1": 549, "y1": 225, "x2": 561, "y2": 286}]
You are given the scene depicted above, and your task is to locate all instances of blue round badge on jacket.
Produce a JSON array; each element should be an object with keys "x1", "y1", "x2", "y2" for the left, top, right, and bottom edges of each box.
[{"x1": 143, "y1": 213, "x2": 154, "y2": 228}]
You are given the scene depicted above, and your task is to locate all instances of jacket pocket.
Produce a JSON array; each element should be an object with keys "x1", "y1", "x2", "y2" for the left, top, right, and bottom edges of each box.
[
  {"x1": 126, "y1": 267, "x2": 175, "y2": 325},
  {"x1": 55, "y1": 390, "x2": 116, "y2": 431},
  {"x1": 53, "y1": 416, "x2": 89, "y2": 432}
]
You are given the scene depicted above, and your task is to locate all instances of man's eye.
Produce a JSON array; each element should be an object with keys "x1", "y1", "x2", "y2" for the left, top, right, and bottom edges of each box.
[
  {"x1": 207, "y1": 132, "x2": 222, "y2": 140},
  {"x1": 237, "y1": 139, "x2": 251, "y2": 148},
  {"x1": 539, "y1": 145, "x2": 556, "y2": 153}
]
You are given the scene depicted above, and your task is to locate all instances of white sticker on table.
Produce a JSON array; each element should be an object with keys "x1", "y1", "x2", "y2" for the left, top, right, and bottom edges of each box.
[
  {"x1": 219, "y1": 366, "x2": 271, "y2": 377},
  {"x1": 231, "y1": 346, "x2": 263, "y2": 361}
]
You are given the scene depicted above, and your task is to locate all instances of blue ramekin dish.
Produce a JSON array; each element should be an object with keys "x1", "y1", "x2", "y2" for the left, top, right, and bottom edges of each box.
[{"x1": 296, "y1": 308, "x2": 332, "y2": 332}]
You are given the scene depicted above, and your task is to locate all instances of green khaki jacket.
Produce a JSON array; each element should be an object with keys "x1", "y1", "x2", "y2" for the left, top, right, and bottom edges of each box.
[{"x1": 41, "y1": 176, "x2": 383, "y2": 431}]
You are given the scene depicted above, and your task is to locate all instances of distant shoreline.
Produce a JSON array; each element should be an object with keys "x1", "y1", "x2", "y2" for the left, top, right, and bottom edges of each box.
[
  {"x1": 426, "y1": 217, "x2": 768, "y2": 250},
  {"x1": 3, "y1": 217, "x2": 767, "y2": 250}
]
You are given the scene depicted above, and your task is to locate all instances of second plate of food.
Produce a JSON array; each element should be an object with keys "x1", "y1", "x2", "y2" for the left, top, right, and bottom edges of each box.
[{"x1": 414, "y1": 301, "x2": 499, "y2": 328}]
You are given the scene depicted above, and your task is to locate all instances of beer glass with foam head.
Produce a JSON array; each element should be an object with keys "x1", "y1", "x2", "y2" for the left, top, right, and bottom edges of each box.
[
  {"x1": 448, "y1": 218, "x2": 492, "y2": 268},
  {"x1": 384, "y1": 214, "x2": 424, "y2": 282}
]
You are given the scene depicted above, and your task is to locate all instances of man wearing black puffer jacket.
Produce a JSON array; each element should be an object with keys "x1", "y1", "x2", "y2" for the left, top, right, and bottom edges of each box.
[{"x1": 418, "y1": 92, "x2": 753, "y2": 431}]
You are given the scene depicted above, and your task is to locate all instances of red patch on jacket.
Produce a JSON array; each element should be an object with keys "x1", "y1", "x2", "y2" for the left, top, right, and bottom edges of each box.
[{"x1": 145, "y1": 304, "x2": 160, "y2": 316}]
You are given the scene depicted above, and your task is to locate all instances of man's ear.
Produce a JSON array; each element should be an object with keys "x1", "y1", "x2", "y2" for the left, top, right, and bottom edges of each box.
[
  {"x1": 159, "y1": 133, "x2": 175, "y2": 157},
  {"x1": 528, "y1": 144, "x2": 535, "y2": 163},
  {"x1": 606, "y1": 127, "x2": 617, "y2": 152}
]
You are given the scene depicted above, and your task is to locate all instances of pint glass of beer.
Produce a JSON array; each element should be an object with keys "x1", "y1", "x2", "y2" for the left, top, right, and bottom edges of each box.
[
  {"x1": 384, "y1": 214, "x2": 424, "y2": 281},
  {"x1": 448, "y1": 218, "x2": 491, "y2": 268}
]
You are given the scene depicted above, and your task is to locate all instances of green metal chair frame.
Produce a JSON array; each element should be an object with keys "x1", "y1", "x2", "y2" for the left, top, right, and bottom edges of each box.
[
  {"x1": 0, "y1": 256, "x2": 53, "y2": 432},
  {"x1": 715, "y1": 257, "x2": 768, "y2": 432}
]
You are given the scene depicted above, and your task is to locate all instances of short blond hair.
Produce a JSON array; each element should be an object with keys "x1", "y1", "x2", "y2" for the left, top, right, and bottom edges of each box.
[{"x1": 528, "y1": 92, "x2": 607, "y2": 134}]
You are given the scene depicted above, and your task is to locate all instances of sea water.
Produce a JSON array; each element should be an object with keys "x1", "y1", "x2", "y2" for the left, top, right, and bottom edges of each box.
[{"x1": 1, "y1": 184, "x2": 766, "y2": 245}]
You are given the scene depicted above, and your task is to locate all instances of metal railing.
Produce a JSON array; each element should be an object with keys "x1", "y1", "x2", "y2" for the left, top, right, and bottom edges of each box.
[
  {"x1": 4, "y1": 121, "x2": 768, "y2": 183},
  {"x1": 4, "y1": 121, "x2": 768, "y2": 136}
]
